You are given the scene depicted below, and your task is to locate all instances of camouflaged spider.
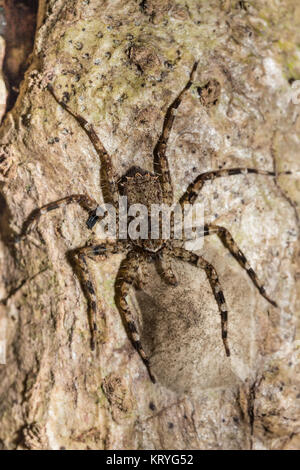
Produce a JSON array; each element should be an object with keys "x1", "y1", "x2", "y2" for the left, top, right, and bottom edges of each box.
[{"x1": 20, "y1": 62, "x2": 285, "y2": 383}]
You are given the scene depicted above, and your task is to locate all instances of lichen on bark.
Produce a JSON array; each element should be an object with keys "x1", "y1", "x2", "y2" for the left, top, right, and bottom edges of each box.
[{"x1": 0, "y1": 0, "x2": 299, "y2": 450}]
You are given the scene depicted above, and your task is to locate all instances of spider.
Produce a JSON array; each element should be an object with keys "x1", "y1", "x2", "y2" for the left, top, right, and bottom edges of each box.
[{"x1": 18, "y1": 61, "x2": 286, "y2": 383}]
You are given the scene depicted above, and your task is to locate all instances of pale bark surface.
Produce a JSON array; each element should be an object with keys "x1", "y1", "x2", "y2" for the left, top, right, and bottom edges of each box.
[{"x1": 0, "y1": 0, "x2": 299, "y2": 450}]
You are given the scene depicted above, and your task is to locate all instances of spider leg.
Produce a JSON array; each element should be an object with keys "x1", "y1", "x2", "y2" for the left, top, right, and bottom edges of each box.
[
  {"x1": 74, "y1": 241, "x2": 124, "y2": 350},
  {"x1": 117, "y1": 251, "x2": 156, "y2": 383},
  {"x1": 47, "y1": 84, "x2": 119, "y2": 208},
  {"x1": 201, "y1": 224, "x2": 278, "y2": 307},
  {"x1": 170, "y1": 246, "x2": 230, "y2": 356},
  {"x1": 179, "y1": 167, "x2": 291, "y2": 206},
  {"x1": 156, "y1": 251, "x2": 178, "y2": 286},
  {"x1": 133, "y1": 258, "x2": 149, "y2": 290},
  {"x1": 17, "y1": 194, "x2": 98, "y2": 240},
  {"x1": 153, "y1": 61, "x2": 198, "y2": 204}
]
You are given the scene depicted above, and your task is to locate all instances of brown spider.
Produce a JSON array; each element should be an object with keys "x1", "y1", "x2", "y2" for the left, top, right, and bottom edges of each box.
[{"x1": 19, "y1": 62, "x2": 285, "y2": 383}]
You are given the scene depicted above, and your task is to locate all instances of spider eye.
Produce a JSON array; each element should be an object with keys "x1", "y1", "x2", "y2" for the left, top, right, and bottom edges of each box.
[{"x1": 86, "y1": 210, "x2": 99, "y2": 229}]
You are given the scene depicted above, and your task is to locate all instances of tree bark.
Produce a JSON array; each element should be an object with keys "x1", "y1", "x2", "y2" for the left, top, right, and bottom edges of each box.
[{"x1": 0, "y1": 0, "x2": 299, "y2": 450}]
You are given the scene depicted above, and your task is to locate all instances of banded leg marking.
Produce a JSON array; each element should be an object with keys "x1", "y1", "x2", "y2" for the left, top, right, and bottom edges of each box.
[
  {"x1": 153, "y1": 61, "x2": 198, "y2": 204},
  {"x1": 47, "y1": 84, "x2": 119, "y2": 207},
  {"x1": 157, "y1": 251, "x2": 178, "y2": 286},
  {"x1": 180, "y1": 167, "x2": 291, "y2": 206},
  {"x1": 118, "y1": 251, "x2": 156, "y2": 383},
  {"x1": 18, "y1": 194, "x2": 98, "y2": 240},
  {"x1": 171, "y1": 247, "x2": 230, "y2": 356},
  {"x1": 204, "y1": 224, "x2": 277, "y2": 307},
  {"x1": 185, "y1": 224, "x2": 278, "y2": 307}
]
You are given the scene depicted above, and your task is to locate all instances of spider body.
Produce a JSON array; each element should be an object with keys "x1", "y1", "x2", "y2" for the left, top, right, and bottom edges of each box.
[
  {"x1": 118, "y1": 166, "x2": 165, "y2": 253},
  {"x1": 19, "y1": 62, "x2": 285, "y2": 384},
  {"x1": 119, "y1": 166, "x2": 163, "y2": 210}
]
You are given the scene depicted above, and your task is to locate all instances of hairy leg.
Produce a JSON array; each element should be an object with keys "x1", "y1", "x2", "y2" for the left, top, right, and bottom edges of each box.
[
  {"x1": 179, "y1": 167, "x2": 291, "y2": 206},
  {"x1": 201, "y1": 224, "x2": 277, "y2": 307},
  {"x1": 156, "y1": 250, "x2": 178, "y2": 286},
  {"x1": 153, "y1": 61, "x2": 198, "y2": 204},
  {"x1": 117, "y1": 251, "x2": 156, "y2": 383},
  {"x1": 74, "y1": 241, "x2": 123, "y2": 350},
  {"x1": 132, "y1": 257, "x2": 150, "y2": 291},
  {"x1": 17, "y1": 194, "x2": 98, "y2": 240},
  {"x1": 170, "y1": 246, "x2": 230, "y2": 356},
  {"x1": 47, "y1": 84, "x2": 119, "y2": 208}
]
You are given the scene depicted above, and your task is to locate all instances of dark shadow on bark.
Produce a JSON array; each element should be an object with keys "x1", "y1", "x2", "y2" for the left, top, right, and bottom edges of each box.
[{"x1": 2, "y1": 0, "x2": 38, "y2": 112}]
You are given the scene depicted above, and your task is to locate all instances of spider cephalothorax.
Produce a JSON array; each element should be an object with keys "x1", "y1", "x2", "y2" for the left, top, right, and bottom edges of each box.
[
  {"x1": 118, "y1": 166, "x2": 165, "y2": 253},
  {"x1": 19, "y1": 61, "x2": 286, "y2": 383},
  {"x1": 119, "y1": 166, "x2": 163, "y2": 210}
]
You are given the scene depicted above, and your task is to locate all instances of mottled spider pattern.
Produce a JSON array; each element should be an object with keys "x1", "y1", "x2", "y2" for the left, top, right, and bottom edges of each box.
[{"x1": 19, "y1": 62, "x2": 284, "y2": 383}]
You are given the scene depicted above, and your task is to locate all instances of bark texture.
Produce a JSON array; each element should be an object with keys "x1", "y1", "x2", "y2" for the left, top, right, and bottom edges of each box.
[{"x1": 0, "y1": 0, "x2": 299, "y2": 450}]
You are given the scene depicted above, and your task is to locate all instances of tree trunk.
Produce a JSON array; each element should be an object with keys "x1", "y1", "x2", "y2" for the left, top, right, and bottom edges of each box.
[{"x1": 0, "y1": 0, "x2": 299, "y2": 450}]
